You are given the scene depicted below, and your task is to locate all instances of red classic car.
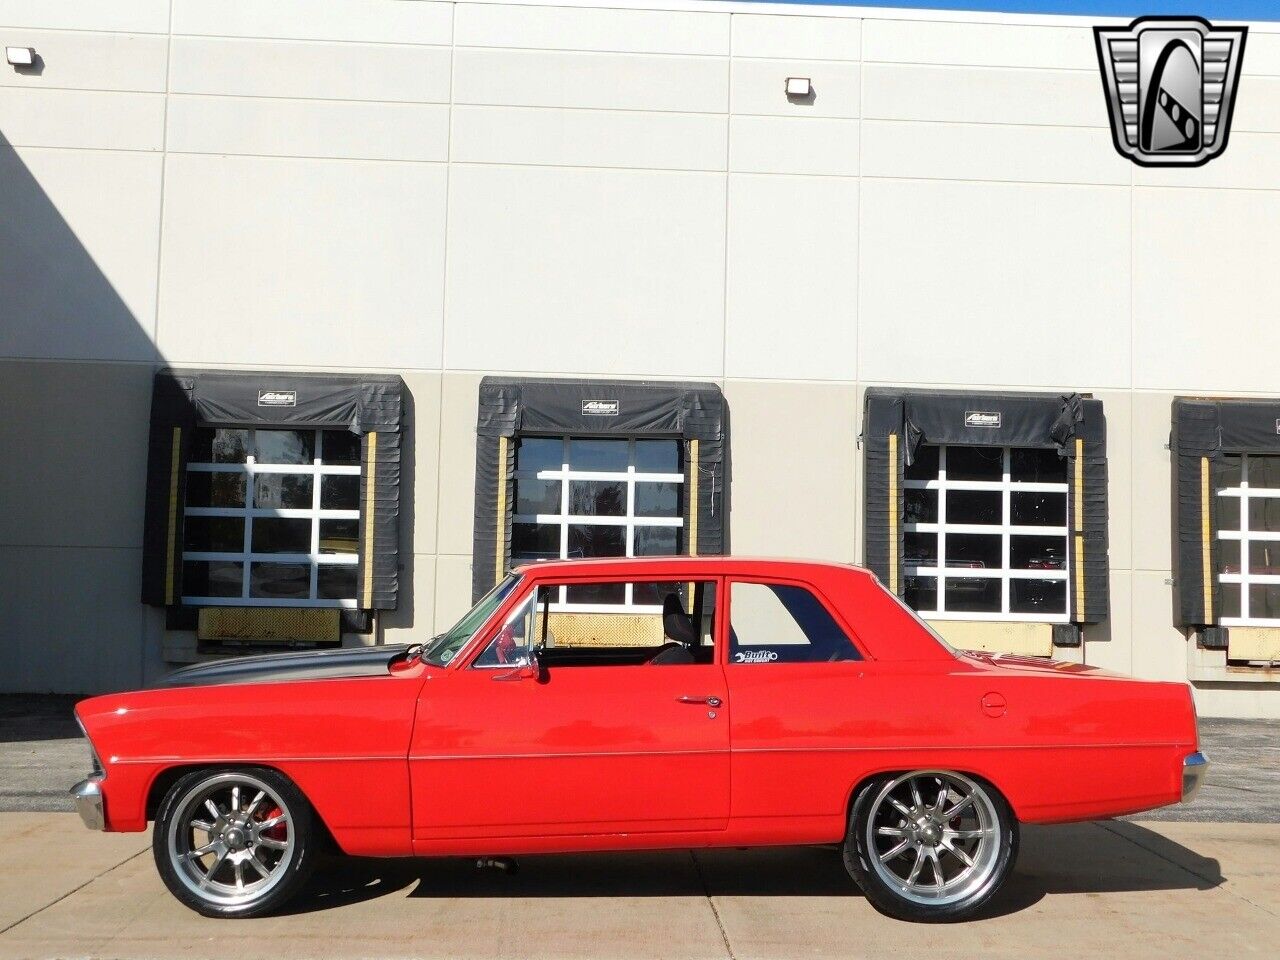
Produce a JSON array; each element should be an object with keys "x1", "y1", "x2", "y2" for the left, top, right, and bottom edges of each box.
[{"x1": 71, "y1": 557, "x2": 1206, "y2": 922}]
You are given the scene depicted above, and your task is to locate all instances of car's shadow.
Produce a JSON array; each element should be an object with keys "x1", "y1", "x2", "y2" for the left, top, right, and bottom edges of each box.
[{"x1": 283, "y1": 821, "x2": 1222, "y2": 920}]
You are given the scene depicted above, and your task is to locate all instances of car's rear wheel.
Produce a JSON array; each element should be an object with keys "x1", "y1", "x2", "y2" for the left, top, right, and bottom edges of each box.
[
  {"x1": 153, "y1": 767, "x2": 316, "y2": 918},
  {"x1": 843, "y1": 770, "x2": 1017, "y2": 922}
]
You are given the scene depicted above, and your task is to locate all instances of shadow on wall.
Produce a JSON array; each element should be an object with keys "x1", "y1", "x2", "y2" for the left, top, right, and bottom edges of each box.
[
  {"x1": 0, "y1": 134, "x2": 158, "y2": 362},
  {"x1": 0, "y1": 132, "x2": 162, "y2": 694}
]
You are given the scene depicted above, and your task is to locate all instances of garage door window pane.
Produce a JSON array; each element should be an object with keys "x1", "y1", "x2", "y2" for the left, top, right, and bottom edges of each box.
[
  {"x1": 946, "y1": 446, "x2": 1002, "y2": 481},
  {"x1": 1216, "y1": 454, "x2": 1280, "y2": 626},
  {"x1": 903, "y1": 443, "x2": 1069, "y2": 622},
  {"x1": 255, "y1": 430, "x2": 314, "y2": 465},
  {"x1": 1010, "y1": 579, "x2": 1066, "y2": 615},
  {"x1": 250, "y1": 563, "x2": 310, "y2": 599},
  {"x1": 512, "y1": 436, "x2": 686, "y2": 612},
  {"x1": 183, "y1": 516, "x2": 244, "y2": 553},
  {"x1": 182, "y1": 428, "x2": 360, "y2": 608},
  {"x1": 944, "y1": 578, "x2": 1001, "y2": 613}
]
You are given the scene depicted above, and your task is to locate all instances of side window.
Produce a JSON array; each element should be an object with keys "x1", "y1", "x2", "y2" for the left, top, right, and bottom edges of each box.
[
  {"x1": 474, "y1": 580, "x2": 717, "y2": 667},
  {"x1": 729, "y1": 582, "x2": 859, "y2": 664}
]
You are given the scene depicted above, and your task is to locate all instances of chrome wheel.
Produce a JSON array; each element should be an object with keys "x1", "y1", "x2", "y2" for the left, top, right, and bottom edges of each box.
[
  {"x1": 166, "y1": 772, "x2": 295, "y2": 908},
  {"x1": 865, "y1": 771, "x2": 1002, "y2": 908}
]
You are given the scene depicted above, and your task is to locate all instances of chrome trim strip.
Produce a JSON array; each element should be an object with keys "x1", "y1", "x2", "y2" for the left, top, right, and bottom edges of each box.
[{"x1": 70, "y1": 778, "x2": 105, "y2": 831}]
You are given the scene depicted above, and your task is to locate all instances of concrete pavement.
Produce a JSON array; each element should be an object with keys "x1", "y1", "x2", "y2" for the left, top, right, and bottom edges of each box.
[{"x1": 0, "y1": 814, "x2": 1276, "y2": 960}]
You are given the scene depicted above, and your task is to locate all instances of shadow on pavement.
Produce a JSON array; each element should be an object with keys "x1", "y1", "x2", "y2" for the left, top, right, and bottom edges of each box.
[
  {"x1": 0, "y1": 696, "x2": 83, "y2": 744},
  {"x1": 282, "y1": 822, "x2": 1222, "y2": 920}
]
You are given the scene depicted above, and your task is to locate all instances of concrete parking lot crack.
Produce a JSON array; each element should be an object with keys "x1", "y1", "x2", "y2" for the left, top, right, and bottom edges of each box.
[
  {"x1": 689, "y1": 850, "x2": 736, "y2": 960},
  {"x1": 0, "y1": 847, "x2": 149, "y2": 937}
]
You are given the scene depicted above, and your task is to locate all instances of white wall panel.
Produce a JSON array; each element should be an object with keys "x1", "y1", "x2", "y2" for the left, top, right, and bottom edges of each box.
[
  {"x1": 173, "y1": 0, "x2": 453, "y2": 45},
  {"x1": 1242, "y1": 30, "x2": 1280, "y2": 77},
  {"x1": 723, "y1": 379, "x2": 857, "y2": 560},
  {"x1": 859, "y1": 178, "x2": 1130, "y2": 388},
  {"x1": 167, "y1": 96, "x2": 450, "y2": 162},
  {"x1": 730, "y1": 14, "x2": 860, "y2": 62},
  {"x1": 1133, "y1": 187, "x2": 1280, "y2": 393},
  {"x1": 1133, "y1": 132, "x2": 1280, "y2": 192},
  {"x1": 725, "y1": 174, "x2": 857, "y2": 381},
  {"x1": 730, "y1": 58, "x2": 860, "y2": 119},
  {"x1": 456, "y1": 3, "x2": 728, "y2": 55},
  {"x1": 862, "y1": 120, "x2": 1126, "y2": 185},
  {"x1": 0, "y1": 0, "x2": 168, "y2": 33},
  {"x1": 445, "y1": 164, "x2": 725, "y2": 377},
  {"x1": 158, "y1": 154, "x2": 446, "y2": 369},
  {"x1": 0, "y1": 88, "x2": 163, "y2": 151},
  {"x1": 863, "y1": 63, "x2": 1102, "y2": 127},
  {"x1": 730, "y1": 115, "x2": 859, "y2": 176},
  {"x1": 0, "y1": 147, "x2": 161, "y2": 362},
  {"x1": 862, "y1": 18, "x2": 1095, "y2": 70},
  {"x1": 452, "y1": 104, "x2": 726, "y2": 171},
  {"x1": 170, "y1": 36, "x2": 452, "y2": 103},
  {"x1": 453, "y1": 47, "x2": 729, "y2": 113},
  {"x1": 0, "y1": 28, "x2": 168, "y2": 92}
]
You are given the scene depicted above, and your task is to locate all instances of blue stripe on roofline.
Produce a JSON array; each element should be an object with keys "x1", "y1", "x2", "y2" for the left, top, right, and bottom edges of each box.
[{"x1": 732, "y1": 2, "x2": 1278, "y2": 22}]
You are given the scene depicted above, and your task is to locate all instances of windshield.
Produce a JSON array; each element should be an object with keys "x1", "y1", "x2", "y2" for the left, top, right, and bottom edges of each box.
[{"x1": 420, "y1": 574, "x2": 521, "y2": 667}]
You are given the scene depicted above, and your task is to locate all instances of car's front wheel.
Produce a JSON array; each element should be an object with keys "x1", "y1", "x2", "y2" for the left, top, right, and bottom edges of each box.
[
  {"x1": 843, "y1": 770, "x2": 1018, "y2": 922},
  {"x1": 153, "y1": 767, "x2": 316, "y2": 918}
]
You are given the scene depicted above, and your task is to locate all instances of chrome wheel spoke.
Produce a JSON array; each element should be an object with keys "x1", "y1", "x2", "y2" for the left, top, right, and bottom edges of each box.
[
  {"x1": 879, "y1": 839, "x2": 913, "y2": 863},
  {"x1": 909, "y1": 780, "x2": 924, "y2": 810},
  {"x1": 948, "y1": 828, "x2": 989, "y2": 840},
  {"x1": 204, "y1": 799, "x2": 222, "y2": 821},
  {"x1": 189, "y1": 819, "x2": 215, "y2": 833},
  {"x1": 257, "y1": 814, "x2": 287, "y2": 832},
  {"x1": 198, "y1": 850, "x2": 229, "y2": 889},
  {"x1": 943, "y1": 840, "x2": 975, "y2": 868},
  {"x1": 933, "y1": 783, "x2": 950, "y2": 814},
  {"x1": 231, "y1": 786, "x2": 241, "y2": 812},
  {"x1": 256, "y1": 835, "x2": 288, "y2": 851},
  {"x1": 184, "y1": 841, "x2": 219, "y2": 860},
  {"x1": 876, "y1": 826, "x2": 906, "y2": 837},
  {"x1": 887, "y1": 796, "x2": 912, "y2": 818},
  {"x1": 906, "y1": 846, "x2": 926, "y2": 886},
  {"x1": 944, "y1": 793, "x2": 975, "y2": 820},
  {"x1": 247, "y1": 851, "x2": 272, "y2": 879},
  {"x1": 244, "y1": 791, "x2": 266, "y2": 818},
  {"x1": 233, "y1": 860, "x2": 244, "y2": 892},
  {"x1": 927, "y1": 847, "x2": 945, "y2": 888}
]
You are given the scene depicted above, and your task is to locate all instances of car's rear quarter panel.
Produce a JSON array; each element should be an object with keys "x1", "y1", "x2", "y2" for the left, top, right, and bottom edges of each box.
[
  {"x1": 77, "y1": 673, "x2": 422, "y2": 856},
  {"x1": 728, "y1": 659, "x2": 1195, "y2": 834}
]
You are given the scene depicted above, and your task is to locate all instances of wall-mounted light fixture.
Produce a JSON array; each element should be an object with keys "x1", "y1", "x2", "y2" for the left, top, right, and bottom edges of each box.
[
  {"x1": 6, "y1": 46, "x2": 36, "y2": 67},
  {"x1": 784, "y1": 76, "x2": 812, "y2": 98}
]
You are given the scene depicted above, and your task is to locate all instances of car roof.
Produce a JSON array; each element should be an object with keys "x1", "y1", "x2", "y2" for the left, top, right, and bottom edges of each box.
[{"x1": 511, "y1": 556, "x2": 873, "y2": 579}]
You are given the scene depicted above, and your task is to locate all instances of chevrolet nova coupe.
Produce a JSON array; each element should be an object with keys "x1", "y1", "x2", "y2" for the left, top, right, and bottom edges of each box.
[{"x1": 72, "y1": 557, "x2": 1206, "y2": 922}]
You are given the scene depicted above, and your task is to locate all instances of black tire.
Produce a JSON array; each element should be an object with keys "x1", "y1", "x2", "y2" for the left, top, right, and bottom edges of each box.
[
  {"x1": 842, "y1": 770, "x2": 1018, "y2": 922},
  {"x1": 152, "y1": 767, "x2": 317, "y2": 918}
]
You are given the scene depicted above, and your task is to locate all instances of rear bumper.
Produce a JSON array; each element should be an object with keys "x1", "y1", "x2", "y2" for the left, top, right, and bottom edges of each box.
[
  {"x1": 1182, "y1": 751, "x2": 1208, "y2": 803},
  {"x1": 70, "y1": 778, "x2": 105, "y2": 830}
]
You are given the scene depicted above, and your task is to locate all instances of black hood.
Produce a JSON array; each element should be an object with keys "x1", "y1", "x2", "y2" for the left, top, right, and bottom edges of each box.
[{"x1": 158, "y1": 644, "x2": 413, "y2": 688}]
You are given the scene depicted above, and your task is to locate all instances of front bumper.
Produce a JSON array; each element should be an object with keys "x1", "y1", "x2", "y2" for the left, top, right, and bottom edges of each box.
[
  {"x1": 1182, "y1": 751, "x2": 1208, "y2": 803},
  {"x1": 70, "y1": 778, "x2": 105, "y2": 830}
]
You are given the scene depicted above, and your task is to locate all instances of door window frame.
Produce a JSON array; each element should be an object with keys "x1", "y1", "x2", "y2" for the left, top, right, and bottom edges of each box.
[
  {"x1": 723, "y1": 575, "x2": 869, "y2": 664},
  {"x1": 458, "y1": 573, "x2": 728, "y2": 669}
]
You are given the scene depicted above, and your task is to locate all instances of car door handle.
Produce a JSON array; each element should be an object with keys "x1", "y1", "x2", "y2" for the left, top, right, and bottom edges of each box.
[{"x1": 677, "y1": 695, "x2": 722, "y2": 708}]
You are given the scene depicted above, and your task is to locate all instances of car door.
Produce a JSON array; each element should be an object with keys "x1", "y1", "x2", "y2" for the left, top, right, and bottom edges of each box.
[
  {"x1": 409, "y1": 578, "x2": 730, "y2": 844},
  {"x1": 723, "y1": 577, "x2": 869, "y2": 831}
]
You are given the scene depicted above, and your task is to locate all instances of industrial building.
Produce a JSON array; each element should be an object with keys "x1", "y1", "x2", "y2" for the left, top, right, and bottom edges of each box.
[{"x1": 2, "y1": 0, "x2": 1279, "y2": 717}]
